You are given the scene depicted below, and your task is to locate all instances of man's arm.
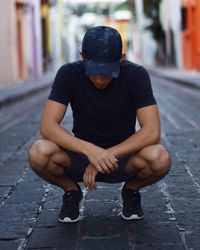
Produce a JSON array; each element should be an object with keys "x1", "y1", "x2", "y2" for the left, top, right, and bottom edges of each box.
[
  {"x1": 40, "y1": 100, "x2": 89, "y2": 154},
  {"x1": 108, "y1": 104, "x2": 160, "y2": 158},
  {"x1": 40, "y1": 100, "x2": 118, "y2": 173}
]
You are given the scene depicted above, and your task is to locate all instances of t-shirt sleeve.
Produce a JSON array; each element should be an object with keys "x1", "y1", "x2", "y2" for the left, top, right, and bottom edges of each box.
[
  {"x1": 48, "y1": 64, "x2": 73, "y2": 106},
  {"x1": 131, "y1": 66, "x2": 157, "y2": 109}
]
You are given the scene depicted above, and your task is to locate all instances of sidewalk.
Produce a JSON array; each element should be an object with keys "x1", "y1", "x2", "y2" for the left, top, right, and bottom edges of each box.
[
  {"x1": 0, "y1": 71, "x2": 55, "y2": 107},
  {"x1": 148, "y1": 66, "x2": 200, "y2": 90}
]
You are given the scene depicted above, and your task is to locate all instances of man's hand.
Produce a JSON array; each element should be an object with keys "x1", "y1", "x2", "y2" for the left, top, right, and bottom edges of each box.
[
  {"x1": 83, "y1": 164, "x2": 98, "y2": 190},
  {"x1": 86, "y1": 145, "x2": 118, "y2": 173}
]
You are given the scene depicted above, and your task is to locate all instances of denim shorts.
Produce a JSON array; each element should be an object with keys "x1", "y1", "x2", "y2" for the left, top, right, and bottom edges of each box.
[{"x1": 65, "y1": 152, "x2": 136, "y2": 183}]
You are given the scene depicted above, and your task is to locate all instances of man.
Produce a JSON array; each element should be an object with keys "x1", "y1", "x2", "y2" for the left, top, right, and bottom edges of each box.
[{"x1": 28, "y1": 26, "x2": 170, "y2": 223}]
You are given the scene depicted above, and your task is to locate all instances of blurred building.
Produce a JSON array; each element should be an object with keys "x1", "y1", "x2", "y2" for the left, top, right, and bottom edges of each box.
[
  {"x1": 181, "y1": 0, "x2": 200, "y2": 71},
  {"x1": 104, "y1": 10, "x2": 132, "y2": 55},
  {"x1": 41, "y1": 0, "x2": 64, "y2": 70},
  {"x1": 0, "y1": 0, "x2": 43, "y2": 86},
  {"x1": 160, "y1": 0, "x2": 182, "y2": 68},
  {"x1": 160, "y1": 0, "x2": 200, "y2": 71},
  {"x1": 129, "y1": 0, "x2": 157, "y2": 65}
]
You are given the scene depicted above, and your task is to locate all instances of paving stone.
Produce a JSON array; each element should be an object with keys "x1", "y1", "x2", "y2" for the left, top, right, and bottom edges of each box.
[
  {"x1": 164, "y1": 177, "x2": 199, "y2": 199},
  {"x1": 140, "y1": 188, "x2": 166, "y2": 207},
  {"x1": 175, "y1": 212, "x2": 200, "y2": 232},
  {"x1": 26, "y1": 248, "x2": 69, "y2": 250},
  {"x1": 177, "y1": 150, "x2": 200, "y2": 162},
  {"x1": 0, "y1": 218, "x2": 33, "y2": 239},
  {"x1": 80, "y1": 216, "x2": 127, "y2": 238},
  {"x1": 133, "y1": 243, "x2": 185, "y2": 250},
  {"x1": 85, "y1": 185, "x2": 121, "y2": 201},
  {"x1": 77, "y1": 235, "x2": 129, "y2": 250},
  {"x1": 0, "y1": 186, "x2": 12, "y2": 197},
  {"x1": 25, "y1": 226, "x2": 79, "y2": 249},
  {"x1": 23, "y1": 168, "x2": 43, "y2": 182},
  {"x1": 167, "y1": 164, "x2": 188, "y2": 176},
  {"x1": 170, "y1": 198, "x2": 200, "y2": 214},
  {"x1": 35, "y1": 209, "x2": 60, "y2": 228},
  {"x1": 0, "y1": 239, "x2": 21, "y2": 250},
  {"x1": 191, "y1": 133, "x2": 200, "y2": 148},
  {"x1": 0, "y1": 174, "x2": 21, "y2": 186},
  {"x1": 0, "y1": 152, "x2": 13, "y2": 164},
  {"x1": 43, "y1": 187, "x2": 63, "y2": 210},
  {"x1": 184, "y1": 231, "x2": 200, "y2": 249},
  {"x1": 84, "y1": 200, "x2": 121, "y2": 217},
  {"x1": 166, "y1": 133, "x2": 194, "y2": 149},
  {"x1": 184, "y1": 161, "x2": 200, "y2": 178},
  {"x1": 142, "y1": 205, "x2": 171, "y2": 223},
  {"x1": 123, "y1": 222, "x2": 183, "y2": 244},
  {"x1": 0, "y1": 203, "x2": 38, "y2": 220},
  {"x1": 167, "y1": 155, "x2": 182, "y2": 168},
  {"x1": 6, "y1": 181, "x2": 45, "y2": 204}
]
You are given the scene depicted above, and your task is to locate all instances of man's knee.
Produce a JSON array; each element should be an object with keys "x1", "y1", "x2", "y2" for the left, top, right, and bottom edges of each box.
[
  {"x1": 28, "y1": 139, "x2": 50, "y2": 172},
  {"x1": 149, "y1": 145, "x2": 170, "y2": 177}
]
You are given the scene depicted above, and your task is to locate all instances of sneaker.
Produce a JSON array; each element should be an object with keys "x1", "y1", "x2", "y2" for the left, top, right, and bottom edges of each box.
[
  {"x1": 120, "y1": 185, "x2": 144, "y2": 220},
  {"x1": 58, "y1": 184, "x2": 83, "y2": 223}
]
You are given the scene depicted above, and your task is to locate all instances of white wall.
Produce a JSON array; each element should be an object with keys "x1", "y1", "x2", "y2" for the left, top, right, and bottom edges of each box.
[
  {"x1": 128, "y1": 0, "x2": 157, "y2": 66},
  {"x1": 0, "y1": 0, "x2": 42, "y2": 86},
  {"x1": 0, "y1": 0, "x2": 18, "y2": 85},
  {"x1": 160, "y1": 0, "x2": 182, "y2": 68}
]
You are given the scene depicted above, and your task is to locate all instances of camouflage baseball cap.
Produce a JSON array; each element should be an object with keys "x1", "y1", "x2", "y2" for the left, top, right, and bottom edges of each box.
[{"x1": 82, "y1": 26, "x2": 122, "y2": 78}]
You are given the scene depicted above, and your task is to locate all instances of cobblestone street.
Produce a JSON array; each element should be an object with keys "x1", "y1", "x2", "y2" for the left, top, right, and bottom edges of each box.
[{"x1": 0, "y1": 74, "x2": 200, "y2": 250}]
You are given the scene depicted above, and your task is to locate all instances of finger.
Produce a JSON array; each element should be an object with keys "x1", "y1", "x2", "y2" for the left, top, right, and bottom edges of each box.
[
  {"x1": 83, "y1": 172, "x2": 88, "y2": 188},
  {"x1": 95, "y1": 164, "x2": 104, "y2": 173},
  {"x1": 112, "y1": 161, "x2": 119, "y2": 170},
  {"x1": 105, "y1": 159, "x2": 117, "y2": 172},
  {"x1": 88, "y1": 172, "x2": 94, "y2": 190},
  {"x1": 91, "y1": 174, "x2": 97, "y2": 190},
  {"x1": 90, "y1": 173, "x2": 96, "y2": 190},
  {"x1": 98, "y1": 162, "x2": 110, "y2": 173},
  {"x1": 85, "y1": 169, "x2": 91, "y2": 189},
  {"x1": 104, "y1": 159, "x2": 113, "y2": 170},
  {"x1": 85, "y1": 170, "x2": 92, "y2": 189},
  {"x1": 110, "y1": 156, "x2": 118, "y2": 165}
]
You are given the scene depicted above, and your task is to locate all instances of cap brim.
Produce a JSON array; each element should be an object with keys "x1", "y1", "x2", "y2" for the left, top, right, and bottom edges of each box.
[{"x1": 84, "y1": 60, "x2": 120, "y2": 78}]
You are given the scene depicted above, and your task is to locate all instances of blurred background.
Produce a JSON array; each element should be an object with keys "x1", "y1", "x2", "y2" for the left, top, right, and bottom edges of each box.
[{"x1": 0, "y1": 0, "x2": 199, "y2": 87}]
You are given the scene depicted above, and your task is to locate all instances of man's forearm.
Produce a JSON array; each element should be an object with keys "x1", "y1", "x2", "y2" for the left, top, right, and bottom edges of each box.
[
  {"x1": 108, "y1": 128, "x2": 160, "y2": 158},
  {"x1": 40, "y1": 122, "x2": 93, "y2": 156},
  {"x1": 40, "y1": 122, "x2": 118, "y2": 173}
]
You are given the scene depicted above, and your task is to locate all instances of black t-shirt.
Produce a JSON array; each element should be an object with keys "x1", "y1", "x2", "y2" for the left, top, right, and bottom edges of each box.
[{"x1": 48, "y1": 60, "x2": 156, "y2": 148}]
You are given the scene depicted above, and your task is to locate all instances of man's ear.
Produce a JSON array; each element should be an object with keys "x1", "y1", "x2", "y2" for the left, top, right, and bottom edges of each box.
[{"x1": 121, "y1": 53, "x2": 126, "y2": 61}]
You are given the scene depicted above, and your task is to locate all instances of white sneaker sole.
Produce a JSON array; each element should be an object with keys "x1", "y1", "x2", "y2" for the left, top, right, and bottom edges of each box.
[
  {"x1": 58, "y1": 215, "x2": 82, "y2": 223},
  {"x1": 58, "y1": 197, "x2": 85, "y2": 223}
]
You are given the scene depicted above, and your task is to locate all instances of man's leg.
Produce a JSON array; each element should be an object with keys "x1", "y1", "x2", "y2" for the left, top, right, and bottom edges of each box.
[
  {"x1": 28, "y1": 139, "x2": 83, "y2": 223},
  {"x1": 121, "y1": 144, "x2": 170, "y2": 220},
  {"x1": 125, "y1": 144, "x2": 170, "y2": 189},
  {"x1": 28, "y1": 139, "x2": 79, "y2": 191}
]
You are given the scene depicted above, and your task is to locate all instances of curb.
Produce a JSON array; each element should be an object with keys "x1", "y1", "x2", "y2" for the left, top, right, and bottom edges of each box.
[
  {"x1": 148, "y1": 68, "x2": 200, "y2": 90},
  {"x1": 0, "y1": 73, "x2": 54, "y2": 108}
]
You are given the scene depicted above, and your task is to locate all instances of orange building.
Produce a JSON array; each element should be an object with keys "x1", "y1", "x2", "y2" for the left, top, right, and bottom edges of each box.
[{"x1": 182, "y1": 0, "x2": 200, "y2": 71}]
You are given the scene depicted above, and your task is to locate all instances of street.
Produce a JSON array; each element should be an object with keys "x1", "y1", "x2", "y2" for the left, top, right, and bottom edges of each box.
[{"x1": 0, "y1": 74, "x2": 200, "y2": 250}]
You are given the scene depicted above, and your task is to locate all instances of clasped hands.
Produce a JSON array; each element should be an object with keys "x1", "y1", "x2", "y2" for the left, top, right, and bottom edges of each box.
[{"x1": 83, "y1": 146, "x2": 118, "y2": 190}]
